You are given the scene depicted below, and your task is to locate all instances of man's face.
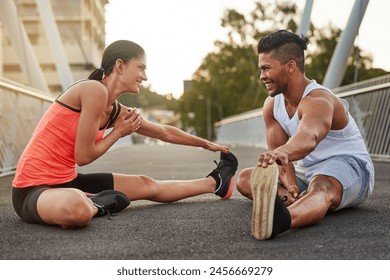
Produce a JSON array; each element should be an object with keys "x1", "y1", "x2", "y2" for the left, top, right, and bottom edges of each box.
[{"x1": 258, "y1": 52, "x2": 288, "y2": 97}]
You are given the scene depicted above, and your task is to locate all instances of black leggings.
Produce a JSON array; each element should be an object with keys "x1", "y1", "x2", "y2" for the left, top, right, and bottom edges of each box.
[{"x1": 12, "y1": 173, "x2": 114, "y2": 225}]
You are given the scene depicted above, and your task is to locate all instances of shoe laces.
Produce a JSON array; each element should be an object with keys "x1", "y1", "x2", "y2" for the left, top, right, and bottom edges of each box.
[
  {"x1": 104, "y1": 207, "x2": 118, "y2": 217},
  {"x1": 95, "y1": 202, "x2": 118, "y2": 219},
  {"x1": 213, "y1": 158, "x2": 233, "y2": 172},
  {"x1": 211, "y1": 160, "x2": 224, "y2": 175}
]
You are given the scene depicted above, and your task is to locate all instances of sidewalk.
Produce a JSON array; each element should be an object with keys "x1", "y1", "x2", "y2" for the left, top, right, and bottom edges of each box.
[{"x1": 0, "y1": 144, "x2": 389, "y2": 259}]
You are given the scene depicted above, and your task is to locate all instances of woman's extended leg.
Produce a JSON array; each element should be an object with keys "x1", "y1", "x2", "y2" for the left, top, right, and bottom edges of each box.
[
  {"x1": 114, "y1": 151, "x2": 238, "y2": 201},
  {"x1": 36, "y1": 152, "x2": 238, "y2": 227},
  {"x1": 114, "y1": 175, "x2": 215, "y2": 202}
]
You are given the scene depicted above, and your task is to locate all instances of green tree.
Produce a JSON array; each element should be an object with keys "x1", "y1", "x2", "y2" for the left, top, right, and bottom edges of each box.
[
  {"x1": 179, "y1": 0, "x2": 388, "y2": 139},
  {"x1": 180, "y1": 1, "x2": 300, "y2": 139}
]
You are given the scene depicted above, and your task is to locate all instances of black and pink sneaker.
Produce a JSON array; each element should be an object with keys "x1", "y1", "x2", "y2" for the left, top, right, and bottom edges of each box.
[
  {"x1": 90, "y1": 190, "x2": 130, "y2": 217},
  {"x1": 207, "y1": 152, "x2": 238, "y2": 199}
]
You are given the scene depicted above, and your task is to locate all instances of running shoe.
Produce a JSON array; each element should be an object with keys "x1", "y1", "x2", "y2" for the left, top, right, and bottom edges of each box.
[
  {"x1": 90, "y1": 190, "x2": 130, "y2": 217},
  {"x1": 207, "y1": 152, "x2": 238, "y2": 199},
  {"x1": 250, "y1": 163, "x2": 291, "y2": 240}
]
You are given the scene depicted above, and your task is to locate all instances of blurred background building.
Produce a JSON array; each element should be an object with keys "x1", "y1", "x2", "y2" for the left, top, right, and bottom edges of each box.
[{"x1": 1, "y1": 0, "x2": 107, "y2": 96}]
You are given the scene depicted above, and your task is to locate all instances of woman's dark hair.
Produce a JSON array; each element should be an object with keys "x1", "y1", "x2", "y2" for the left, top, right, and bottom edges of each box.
[
  {"x1": 88, "y1": 40, "x2": 145, "y2": 80},
  {"x1": 257, "y1": 30, "x2": 309, "y2": 72}
]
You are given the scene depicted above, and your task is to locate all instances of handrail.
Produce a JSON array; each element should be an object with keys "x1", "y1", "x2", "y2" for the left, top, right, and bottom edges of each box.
[
  {"x1": 0, "y1": 76, "x2": 54, "y2": 102},
  {"x1": 0, "y1": 77, "x2": 54, "y2": 177}
]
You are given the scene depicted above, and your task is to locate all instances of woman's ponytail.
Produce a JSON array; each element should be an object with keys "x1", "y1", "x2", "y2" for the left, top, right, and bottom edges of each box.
[{"x1": 88, "y1": 66, "x2": 105, "y2": 80}]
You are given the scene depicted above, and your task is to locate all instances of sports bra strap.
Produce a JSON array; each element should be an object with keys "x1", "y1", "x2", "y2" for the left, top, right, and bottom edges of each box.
[{"x1": 105, "y1": 101, "x2": 122, "y2": 128}]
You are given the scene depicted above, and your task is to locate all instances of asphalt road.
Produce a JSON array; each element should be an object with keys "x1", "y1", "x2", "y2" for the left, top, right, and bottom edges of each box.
[{"x1": 0, "y1": 144, "x2": 389, "y2": 260}]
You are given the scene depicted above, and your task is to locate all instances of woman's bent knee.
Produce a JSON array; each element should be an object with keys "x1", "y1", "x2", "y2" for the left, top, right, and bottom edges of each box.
[
  {"x1": 38, "y1": 189, "x2": 93, "y2": 227},
  {"x1": 62, "y1": 201, "x2": 93, "y2": 227}
]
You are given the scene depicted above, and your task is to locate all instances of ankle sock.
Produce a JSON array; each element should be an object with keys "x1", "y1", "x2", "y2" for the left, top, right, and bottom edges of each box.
[{"x1": 271, "y1": 195, "x2": 291, "y2": 238}]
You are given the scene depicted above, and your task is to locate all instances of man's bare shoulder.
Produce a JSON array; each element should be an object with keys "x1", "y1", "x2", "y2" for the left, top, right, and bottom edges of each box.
[
  {"x1": 299, "y1": 89, "x2": 337, "y2": 108},
  {"x1": 263, "y1": 96, "x2": 275, "y2": 112}
]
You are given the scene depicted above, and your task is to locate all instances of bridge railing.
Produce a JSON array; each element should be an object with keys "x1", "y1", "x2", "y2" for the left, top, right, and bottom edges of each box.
[
  {"x1": 215, "y1": 74, "x2": 390, "y2": 162},
  {"x1": 0, "y1": 77, "x2": 54, "y2": 177}
]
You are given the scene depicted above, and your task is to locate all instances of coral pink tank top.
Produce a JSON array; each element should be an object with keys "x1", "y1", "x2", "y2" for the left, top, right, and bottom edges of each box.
[{"x1": 13, "y1": 101, "x2": 105, "y2": 188}]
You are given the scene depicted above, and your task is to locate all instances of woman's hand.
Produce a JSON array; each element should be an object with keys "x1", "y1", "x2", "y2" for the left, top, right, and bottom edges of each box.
[
  {"x1": 113, "y1": 107, "x2": 142, "y2": 137},
  {"x1": 204, "y1": 141, "x2": 230, "y2": 154}
]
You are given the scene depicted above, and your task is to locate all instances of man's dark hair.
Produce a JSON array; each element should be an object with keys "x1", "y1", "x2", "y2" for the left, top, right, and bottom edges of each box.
[{"x1": 257, "y1": 30, "x2": 309, "y2": 72}]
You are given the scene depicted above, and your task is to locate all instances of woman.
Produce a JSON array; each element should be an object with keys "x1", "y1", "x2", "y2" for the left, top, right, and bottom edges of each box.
[{"x1": 12, "y1": 40, "x2": 238, "y2": 228}]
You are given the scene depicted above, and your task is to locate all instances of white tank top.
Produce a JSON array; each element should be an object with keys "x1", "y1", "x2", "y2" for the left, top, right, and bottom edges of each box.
[{"x1": 273, "y1": 80, "x2": 370, "y2": 167}]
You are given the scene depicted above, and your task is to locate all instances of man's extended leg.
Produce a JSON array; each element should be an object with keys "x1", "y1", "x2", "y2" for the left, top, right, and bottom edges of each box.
[
  {"x1": 239, "y1": 165, "x2": 343, "y2": 240},
  {"x1": 249, "y1": 164, "x2": 291, "y2": 240}
]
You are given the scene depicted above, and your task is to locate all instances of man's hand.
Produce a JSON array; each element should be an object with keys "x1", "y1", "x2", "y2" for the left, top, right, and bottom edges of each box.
[
  {"x1": 284, "y1": 184, "x2": 300, "y2": 206},
  {"x1": 258, "y1": 148, "x2": 289, "y2": 175}
]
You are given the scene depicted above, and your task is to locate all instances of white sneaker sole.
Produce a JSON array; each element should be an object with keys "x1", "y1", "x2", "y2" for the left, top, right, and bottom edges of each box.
[{"x1": 250, "y1": 163, "x2": 279, "y2": 240}]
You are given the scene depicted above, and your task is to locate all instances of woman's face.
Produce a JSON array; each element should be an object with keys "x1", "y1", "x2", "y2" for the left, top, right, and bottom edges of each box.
[{"x1": 122, "y1": 55, "x2": 148, "y2": 94}]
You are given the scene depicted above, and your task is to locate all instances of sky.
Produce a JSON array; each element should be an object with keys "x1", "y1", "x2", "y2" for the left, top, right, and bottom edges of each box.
[{"x1": 105, "y1": 0, "x2": 390, "y2": 98}]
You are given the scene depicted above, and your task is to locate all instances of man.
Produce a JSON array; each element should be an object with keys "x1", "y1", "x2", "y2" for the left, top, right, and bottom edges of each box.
[{"x1": 236, "y1": 30, "x2": 374, "y2": 240}]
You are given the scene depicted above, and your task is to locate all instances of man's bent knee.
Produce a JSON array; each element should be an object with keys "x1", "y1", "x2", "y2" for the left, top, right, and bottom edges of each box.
[
  {"x1": 309, "y1": 176, "x2": 343, "y2": 210},
  {"x1": 236, "y1": 168, "x2": 253, "y2": 199}
]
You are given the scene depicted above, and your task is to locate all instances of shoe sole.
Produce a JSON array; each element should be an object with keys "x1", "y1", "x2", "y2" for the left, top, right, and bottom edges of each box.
[
  {"x1": 250, "y1": 163, "x2": 279, "y2": 240},
  {"x1": 220, "y1": 176, "x2": 234, "y2": 199}
]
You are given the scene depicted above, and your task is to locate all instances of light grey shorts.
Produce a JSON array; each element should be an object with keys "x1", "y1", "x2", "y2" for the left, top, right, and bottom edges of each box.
[{"x1": 294, "y1": 155, "x2": 375, "y2": 210}]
